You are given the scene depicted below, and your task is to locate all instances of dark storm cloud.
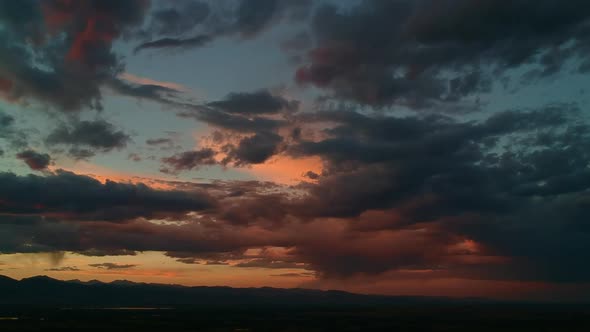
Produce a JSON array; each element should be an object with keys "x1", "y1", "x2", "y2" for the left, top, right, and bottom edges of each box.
[
  {"x1": 288, "y1": 105, "x2": 579, "y2": 218},
  {"x1": 134, "y1": 0, "x2": 311, "y2": 53},
  {"x1": 89, "y1": 263, "x2": 137, "y2": 270},
  {"x1": 0, "y1": 216, "x2": 283, "y2": 257},
  {"x1": 160, "y1": 130, "x2": 285, "y2": 173},
  {"x1": 161, "y1": 148, "x2": 217, "y2": 173},
  {"x1": 178, "y1": 90, "x2": 294, "y2": 133},
  {"x1": 16, "y1": 150, "x2": 51, "y2": 171},
  {"x1": 2, "y1": 1, "x2": 590, "y2": 289},
  {"x1": 46, "y1": 119, "x2": 130, "y2": 158},
  {"x1": 207, "y1": 90, "x2": 298, "y2": 115},
  {"x1": 180, "y1": 108, "x2": 287, "y2": 133},
  {"x1": 2, "y1": 99, "x2": 589, "y2": 285},
  {"x1": 0, "y1": 170, "x2": 215, "y2": 222},
  {"x1": 296, "y1": 0, "x2": 590, "y2": 107},
  {"x1": 0, "y1": 0, "x2": 149, "y2": 112},
  {"x1": 158, "y1": 101, "x2": 590, "y2": 281},
  {"x1": 272, "y1": 103, "x2": 590, "y2": 281},
  {"x1": 223, "y1": 131, "x2": 284, "y2": 165}
]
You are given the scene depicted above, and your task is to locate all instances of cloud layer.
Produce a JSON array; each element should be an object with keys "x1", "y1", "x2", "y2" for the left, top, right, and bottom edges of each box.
[{"x1": 1, "y1": 0, "x2": 590, "y2": 299}]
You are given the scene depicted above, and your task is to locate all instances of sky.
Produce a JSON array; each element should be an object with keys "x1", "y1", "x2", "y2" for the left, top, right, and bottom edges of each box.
[{"x1": 1, "y1": 0, "x2": 590, "y2": 302}]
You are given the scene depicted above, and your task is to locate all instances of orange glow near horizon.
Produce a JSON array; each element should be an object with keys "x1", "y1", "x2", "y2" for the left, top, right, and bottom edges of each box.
[
  {"x1": 50, "y1": 161, "x2": 178, "y2": 190},
  {"x1": 0, "y1": 252, "x2": 313, "y2": 289},
  {"x1": 247, "y1": 155, "x2": 323, "y2": 184}
]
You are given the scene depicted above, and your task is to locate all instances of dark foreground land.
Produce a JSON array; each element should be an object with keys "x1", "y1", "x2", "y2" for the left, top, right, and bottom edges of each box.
[
  {"x1": 0, "y1": 276, "x2": 589, "y2": 331},
  {"x1": 1, "y1": 304, "x2": 589, "y2": 332}
]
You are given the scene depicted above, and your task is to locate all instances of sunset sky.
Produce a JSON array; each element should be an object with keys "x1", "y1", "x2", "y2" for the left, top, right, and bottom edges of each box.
[{"x1": 1, "y1": 0, "x2": 590, "y2": 302}]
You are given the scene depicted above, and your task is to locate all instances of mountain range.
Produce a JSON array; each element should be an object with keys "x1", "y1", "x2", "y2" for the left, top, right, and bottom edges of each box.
[{"x1": 0, "y1": 275, "x2": 475, "y2": 307}]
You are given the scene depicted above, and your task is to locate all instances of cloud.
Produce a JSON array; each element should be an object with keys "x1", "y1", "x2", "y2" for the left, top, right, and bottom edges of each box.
[
  {"x1": 89, "y1": 263, "x2": 137, "y2": 270},
  {"x1": 222, "y1": 131, "x2": 284, "y2": 165},
  {"x1": 0, "y1": 0, "x2": 149, "y2": 111},
  {"x1": 0, "y1": 111, "x2": 14, "y2": 128},
  {"x1": 45, "y1": 266, "x2": 81, "y2": 272},
  {"x1": 207, "y1": 90, "x2": 298, "y2": 115},
  {"x1": 141, "y1": 1, "x2": 210, "y2": 37},
  {"x1": 295, "y1": 0, "x2": 590, "y2": 107},
  {"x1": 46, "y1": 119, "x2": 130, "y2": 158},
  {"x1": 118, "y1": 73, "x2": 188, "y2": 92},
  {"x1": 134, "y1": 35, "x2": 213, "y2": 54},
  {"x1": 16, "y1": 150, "x2": 51, "y2": 171},
  {"x1": 180, "y1": 108, "x2": 288, "y2": 133},
  {"x1": 0, "y1": 110, "x2": 27, "y2": 148},
  {"x1": 0, "y1": 170, "x2": 215, "y2": 222},
  {"x1": 205, "y1": 261, "x2": 229, "y2": 266},
  {"x1": 146, "y1": 138, "x2": 174, "y2": 146},
  {"x1": 235, "y1": 259, "x2": 308, "y2": 270},
  {"x1": 134, "y1": 0, "x2": 312, "y2": 53},
  {"x1": 271, "y1": 273, "x2": 313, "y2": 278},
  {"x1": 161, "y1": 148, "x2": 217, "y2": 173},
  {"x1": 2, "y1": 2, "x2": 590, "y2": 293},
  {"x1": 170, "y1": 90, "x2": 298, "y2": 170},
  {"x1": 107, "y1": 78, "x2": 183, "y2": 106},
  {"x1": 178, "y1": 90, "x2": 295, "y2": 133},
  {"x1": 3, "y1": 102, "x2": 590, "y2": 284}
]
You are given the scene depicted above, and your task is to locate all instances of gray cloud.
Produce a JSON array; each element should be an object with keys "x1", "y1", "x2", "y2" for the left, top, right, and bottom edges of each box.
[
  {"x1": 47, "y1": 120, "x2": 130, "y2": 158},
  {"x1": 161, "y1": 148, "x2": 217, "y2": 173},
  {"x1": 16, "y1": 150, "x2": 51, "y2": 171},
  {"x1": 134, "y1": 0, "x2": 312, "y2": 53},
  {"x1": 296, "y1": 0, "x2": 590, "y2": 107},
  {"x1": 0, "y1": 170, "x2": 215, "y2": 222}
]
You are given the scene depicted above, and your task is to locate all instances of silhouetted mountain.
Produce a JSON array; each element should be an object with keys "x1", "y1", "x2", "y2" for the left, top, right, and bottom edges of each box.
[{"x1": 0, "y1": 275, "x2": 476, "y2": 307}]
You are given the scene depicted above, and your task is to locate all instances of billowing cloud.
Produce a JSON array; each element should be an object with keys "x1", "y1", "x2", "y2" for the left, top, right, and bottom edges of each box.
[
  {"x1": 222, "y1": 131, "x2": 284, "y2": 165},
  {"x1": 0, "y1": 170, "x2": 215, "y2": 222},
  {"x1": 296, "y1": 0, "x2": 590, "y2": 107},
  {"x1": 0, "y1": 0, "x2": 149, "y2": 111},
  {"x1": 1, "y1": 0, "x2": 590, "y2": 300}
]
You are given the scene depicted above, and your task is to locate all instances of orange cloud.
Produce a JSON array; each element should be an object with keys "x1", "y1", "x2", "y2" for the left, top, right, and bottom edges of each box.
[
  {"x1": 51, "y1": 161, "x2": 177, "y2": 190},
  {"x1": 119, "y1": 72, "x2": 188, "y2": 92},
  {"x1": 248, "y1": 155, "x2": 323, "y2": 184}
]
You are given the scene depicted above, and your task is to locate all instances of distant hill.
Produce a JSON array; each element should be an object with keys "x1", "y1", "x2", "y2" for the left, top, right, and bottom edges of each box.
[{"x1": 0, "y1": 275, "x2": 473, "y2": 307}]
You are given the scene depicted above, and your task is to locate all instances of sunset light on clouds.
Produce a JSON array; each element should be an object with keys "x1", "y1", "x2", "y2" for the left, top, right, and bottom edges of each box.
[{"x1": 2, "y1": 0, "x2": 590, "y2": 303}]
